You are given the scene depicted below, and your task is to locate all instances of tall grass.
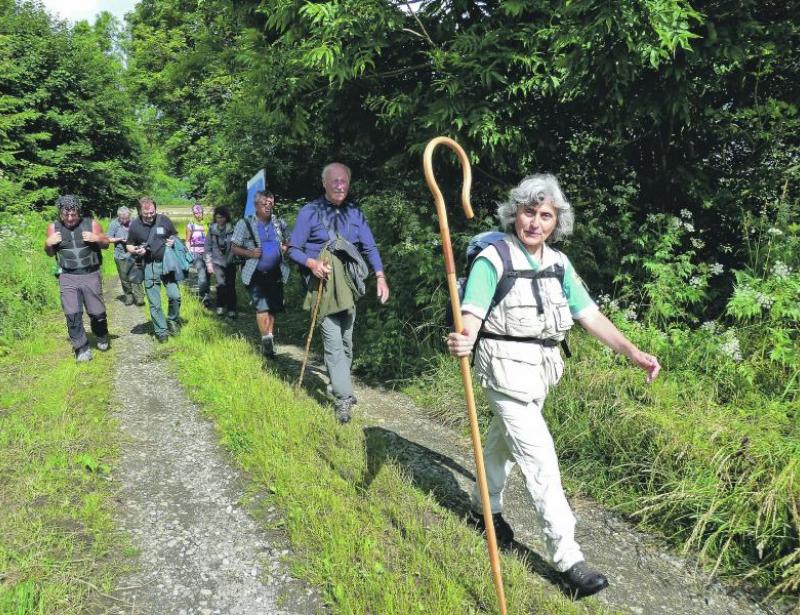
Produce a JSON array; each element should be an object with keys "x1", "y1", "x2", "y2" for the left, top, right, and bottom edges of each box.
[
  {"x1": 0, "y1": 212, "x2": 60, "y2": 352},
  {"x1": 164, "y1": 298, "x2": 615, "y2": 614},
  {"x1": 407, "y1": 326, "x2": 800, "y2": 594}
]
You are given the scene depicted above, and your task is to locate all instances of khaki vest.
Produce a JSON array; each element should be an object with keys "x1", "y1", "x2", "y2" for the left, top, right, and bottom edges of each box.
[{"x1": 474, "y1": 239, "x2": 573, "y2": 402}]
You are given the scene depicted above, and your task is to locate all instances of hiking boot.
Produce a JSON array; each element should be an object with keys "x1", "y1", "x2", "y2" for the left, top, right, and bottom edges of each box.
[
  {"x1": 261, "y1": 335, "x2": 275, "y2": 358},
  {"x1": 334, "y1": 397, "x2": 353, "y2": 424},
  {"x1": 216, "y1": 307, "x2": 225, "y2": 316},
  {"x1": 123, "y1": 295, "x2": 134, "y2": 306},
  {"x1": 75, "y1": 345, "x2": 93, "y2": 362},
  {"x1": 167, "y1": 320, "x2": 180, "y2": 336},
  {"x1": 467, "y1": 510, "x2": 515, "y2": 545},
  {"x1": 156, "y1": 333, "x2": 168, "y2": 344},
  {"x1": 561, "y1": 561, "x2": 609, "y2": 598},
  {"x1": 326, "y1": 384, "x2": 357, "y2": 405},
  {"x1": 96, "y1": 336, "x2": 110, "y2": 351},
  {"x1": 201, "y1": 295, "x2": 212, "y2": 309}
]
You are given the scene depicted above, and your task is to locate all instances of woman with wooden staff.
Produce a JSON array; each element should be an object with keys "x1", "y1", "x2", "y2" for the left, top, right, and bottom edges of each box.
[
  {"x1": 447, "y1": 171, "x2": 661, "y2": 597},
  {"x1": 423, "y1": 136, "x2": 507, "y2": 614}
]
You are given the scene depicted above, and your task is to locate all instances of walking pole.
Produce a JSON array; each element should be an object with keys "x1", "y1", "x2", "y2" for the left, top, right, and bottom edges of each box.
[
  {"x1": 297, "y1": 275, "x2": 325, "y2": 388},
  {"x1": 423, "y1": 136, "x2": 507, "y2": 615}
]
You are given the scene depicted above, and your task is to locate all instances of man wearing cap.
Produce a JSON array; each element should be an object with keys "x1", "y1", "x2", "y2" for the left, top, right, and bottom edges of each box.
[
  {"x1": 126, "y1": 197, "x2": 181, "y2": 342},
  {"x1": 44, "y1": 194, "x2": 111, "y2": 361}
]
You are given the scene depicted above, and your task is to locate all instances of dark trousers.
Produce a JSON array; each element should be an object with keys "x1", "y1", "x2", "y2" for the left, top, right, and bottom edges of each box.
[
  {"x1": 59, "y1": 271, "x2": 108, "y2": 350},
  {"x1": 114, "y1": 257, "x2": 144, "y2": 302},
  {"x1": 213, "y1": 263, "x2": 237, "y2": 311}
]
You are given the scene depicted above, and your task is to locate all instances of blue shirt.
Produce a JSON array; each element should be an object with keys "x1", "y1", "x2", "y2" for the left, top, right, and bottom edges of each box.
[
  {"x1": 288, "y1": 196, "x2": 384, "y2": 273},
  {"x1": 256, "y1": 219, "x2": 282, "y2": 272}
]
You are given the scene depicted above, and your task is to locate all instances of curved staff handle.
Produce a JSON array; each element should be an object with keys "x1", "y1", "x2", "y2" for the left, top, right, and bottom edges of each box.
[{"x1": 423, "y1": 136, "x2": 507, "y2": 615}]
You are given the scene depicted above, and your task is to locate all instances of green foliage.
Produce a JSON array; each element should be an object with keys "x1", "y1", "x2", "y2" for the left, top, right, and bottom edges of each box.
[
  {"x1": 0, "y1": 211, "x2": 59, "y2": 353},
  {"x1": 0, "y1": 1, "x2": 145, "y2": 214}
]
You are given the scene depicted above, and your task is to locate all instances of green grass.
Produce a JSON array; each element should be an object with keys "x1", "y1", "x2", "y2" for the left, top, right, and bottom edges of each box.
[
  {"x1": 0, "y1": 317, "x2": 124, "y2": 614},
  {"x1": 405, "y1": 328, "x2": 800, "y2": 595},
  {"x1": 162, "y1": 296, "x2": 616, "y2": 614}
]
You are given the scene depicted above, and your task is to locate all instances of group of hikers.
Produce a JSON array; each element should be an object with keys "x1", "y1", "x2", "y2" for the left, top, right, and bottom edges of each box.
[{"x1": 44, "y1": 162, "x2": 660, "y2": 598}]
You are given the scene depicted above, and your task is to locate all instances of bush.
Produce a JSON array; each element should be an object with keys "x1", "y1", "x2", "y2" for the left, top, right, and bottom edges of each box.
[{"x1": 0, "y1": 212, "x2": 60, "y2": 353}]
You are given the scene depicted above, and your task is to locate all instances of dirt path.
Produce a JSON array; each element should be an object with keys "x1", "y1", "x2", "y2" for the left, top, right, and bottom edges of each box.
[
  {"x1": 272, "y1": 336, "x2": 792, "y2": 615},
  {"x1": 104, "y1": 280, "x2": 322, "y2": 614}
]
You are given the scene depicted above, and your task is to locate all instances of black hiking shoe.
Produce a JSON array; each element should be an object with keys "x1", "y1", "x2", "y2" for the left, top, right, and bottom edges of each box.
[
  {"x1": 96, "y1": 336, "x2": 110, "y2": 351},
  {"x1": 167, "y1": 320, "x2": 180, "y2": 336},
  {"x1": 467, "y1": 510, "x2": 515, "y2": 545},
  {"x1": 561, "y1": 561, "x2": 609, "y2": 598},
  {"x1": 261, "y1": 335, "x2": 276, "y2": 358},
  {"x1": 156, "y1": 333, "x2": 168, "y2": 344},
  {"x1": 334, "y1": 397, "x2": 353, "y2": 424}
]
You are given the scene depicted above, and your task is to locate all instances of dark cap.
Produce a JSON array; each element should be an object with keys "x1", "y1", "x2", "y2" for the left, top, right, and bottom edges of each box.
[{"x1": 56, "y1": 194, "x2": 82, "y2": 213}]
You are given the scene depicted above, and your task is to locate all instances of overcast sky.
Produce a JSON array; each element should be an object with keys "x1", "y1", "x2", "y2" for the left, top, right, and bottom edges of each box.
[{"x1": 40, "y1": 0, "x2": 138, "y2": 24}]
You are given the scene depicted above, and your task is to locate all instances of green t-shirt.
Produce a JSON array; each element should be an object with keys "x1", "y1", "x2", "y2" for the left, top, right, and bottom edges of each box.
[{"x1": 461, "y1": 237, "x2": 597, "y2": 320}]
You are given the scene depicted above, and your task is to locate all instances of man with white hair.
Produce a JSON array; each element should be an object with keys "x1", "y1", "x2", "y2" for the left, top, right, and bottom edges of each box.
[
  {"x1": 288, "y1": 162, "x2": 390, "y2": 423},
  {"x1": 107, "y1": 205, "x2": 144, "y2": 306}
]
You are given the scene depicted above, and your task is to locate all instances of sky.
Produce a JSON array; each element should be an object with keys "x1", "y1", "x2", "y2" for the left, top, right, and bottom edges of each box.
[{"x1": 40, "y1": 0, "x2": 138, "y2": 24}]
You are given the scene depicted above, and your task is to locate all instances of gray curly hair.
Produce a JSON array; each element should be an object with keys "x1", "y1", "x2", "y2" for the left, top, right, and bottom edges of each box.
[{"x1": 496, "y1": 174, "x2": 574, "y2": 243}]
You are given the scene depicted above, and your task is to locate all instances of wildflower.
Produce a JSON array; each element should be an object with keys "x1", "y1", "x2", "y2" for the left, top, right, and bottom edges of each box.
[
  {"x1": 680, "y1": 208, "x2": 692, "y2": 219},
  {"x1": 720, "y1": 332, "x2": 743, "y2": 362},
  {"x1": 701, "y1": 321, "x2": 718, "y2": 334},
  {"x1": 709, "y1": 262, "x2": 724, "y2": 276},
  {"x1": 767, "y1": 227, "x2": 783, "y2": 236},
  {"x1": 689, "y1": 276, "x2": 702, "y2": 288},
  {"x1": 756, "y1": 292, "x2": 774, "y2": 310},
  {"x1": 609, "y1": 299, "x2": 620, "y2": 312},
  {"x1": 683, "y1": 222, "x2": 695, "y2": 233},
  {"x1": 772, "y1": 261, "x2": 791, "y2": 278},
  {"x1": 623, "y1": 308, "x2": 637, "y2": 321},
  {"x1": 691, "y1": 238, "x2": 705, "y2": 249}
]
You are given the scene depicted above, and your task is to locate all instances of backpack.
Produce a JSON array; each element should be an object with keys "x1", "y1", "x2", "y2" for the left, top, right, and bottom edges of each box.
[
  {"x1": 233, "y1": 218, "x2": 257, "y2": 269},
  {"x1": 450, "y1": 231, "x2": 571, "y2": 357}
]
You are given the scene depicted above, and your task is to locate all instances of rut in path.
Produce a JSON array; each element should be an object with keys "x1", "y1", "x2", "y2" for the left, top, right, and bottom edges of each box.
[{"x1": 105, "y1": 278, "x2": 322, "y2": 615}]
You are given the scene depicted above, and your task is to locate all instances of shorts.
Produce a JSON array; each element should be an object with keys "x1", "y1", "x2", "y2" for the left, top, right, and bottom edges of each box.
[{"x1": 248, "y1": 269, "x2": 284, "y2": 313}]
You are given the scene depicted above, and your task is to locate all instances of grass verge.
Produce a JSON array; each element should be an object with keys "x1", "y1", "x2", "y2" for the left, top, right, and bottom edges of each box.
[
  {"x1": 163, "y1": 297, "x2": 615, "y2": 614},
  {"x1": 0, "y1": 316, "x2": 124, "y2": 613}
]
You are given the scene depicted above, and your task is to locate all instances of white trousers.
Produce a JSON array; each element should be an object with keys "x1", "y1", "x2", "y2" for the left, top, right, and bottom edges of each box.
[{"x1": 470, "y1": 388, "x2": 584, "y2": 572}]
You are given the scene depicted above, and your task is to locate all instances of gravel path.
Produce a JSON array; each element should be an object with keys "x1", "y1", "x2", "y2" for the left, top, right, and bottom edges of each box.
[{"x1": 106, "y1": 281, "x2": 321, "y2": 615}]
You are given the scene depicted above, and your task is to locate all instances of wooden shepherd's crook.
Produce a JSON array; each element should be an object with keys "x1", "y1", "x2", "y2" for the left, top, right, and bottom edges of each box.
[{"x1": 423, "y1": 136, "x2": 507, "y2": 615}]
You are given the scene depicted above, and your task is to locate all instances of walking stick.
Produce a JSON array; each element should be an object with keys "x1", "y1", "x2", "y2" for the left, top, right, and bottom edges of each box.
[
  {"x1": 423, "y1": 136, "x2": 507, "y2": 615},
  {"x1": 297, "y1": 275, "x2": 325, "y2": 388}
]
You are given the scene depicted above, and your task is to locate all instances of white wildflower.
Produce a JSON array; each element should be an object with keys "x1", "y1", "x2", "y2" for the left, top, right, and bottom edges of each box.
[
  {"x1": 691, "y1": 238, "x2": 706, "y2": 249},
  {"x1": 680, "y1": 208, "x2": 692, "y2": 219},
  {"x1": 701, "y1": 321, "x2": 718, "y2": 334},
  {"x1": 609, "y1": 299, "x2": 620, "y2": 312},
  {"x1": 767, "y1": 227, "x2": 783, "y2": 236},
  {"x1": 772, "y1": 261, "x2": 791, "y2": 278},
  {"x1": 689, "y1": 276, "x2": 702, "y2": 288},
  {"x1": 671, "y1": 217, "x2": 682, "y2": 228},
  {"x1": 709, "y1": 262, "x2": 724, "y2": 276},
  {"x1": 683, "y1": 222, "x2": 695, "y2": 233},
  {"x1": 623, "y1": 308, "x2": 637, "y2": 321},
  {"x1": 720, "y1": 332, "x2": 743, "y2": 362},
  {"x1": 756, "y1": 292, "x2": 774, "y2": 310}
]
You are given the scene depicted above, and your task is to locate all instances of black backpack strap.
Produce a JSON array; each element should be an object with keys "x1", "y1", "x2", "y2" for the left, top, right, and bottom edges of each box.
[{"x1": 243, "y1": 218, "x2": 257, "y2": 246}]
